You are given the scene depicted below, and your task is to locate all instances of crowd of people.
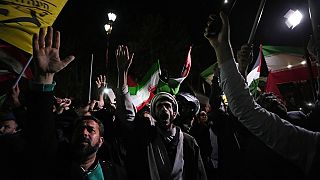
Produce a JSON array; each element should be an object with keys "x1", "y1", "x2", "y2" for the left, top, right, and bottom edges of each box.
[{"x1": 1, "y1": 8, "x2": 320, "y2": 180}]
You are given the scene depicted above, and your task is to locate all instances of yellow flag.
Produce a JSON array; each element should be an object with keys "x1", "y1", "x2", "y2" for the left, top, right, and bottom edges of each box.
[{"x1": 0, "y1": 0, "x2": 68, "y2": 54}]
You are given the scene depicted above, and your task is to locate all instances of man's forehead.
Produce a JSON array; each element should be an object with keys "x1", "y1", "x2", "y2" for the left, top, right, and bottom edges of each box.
[
  {"x1": 156, "y1": 100, "x2": 172, "y2": 105},
  {"x1": 79, "y1": 119, "x2": 99, "y2": 127}
]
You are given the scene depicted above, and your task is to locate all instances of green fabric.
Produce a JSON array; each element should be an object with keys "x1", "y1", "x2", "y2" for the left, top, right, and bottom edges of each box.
[
  {"x1": 0, "y1": 93, "x2": 7, "y2": 111},
  {"x1": 249, "y1": 77, "x2": 267, "y2": 99},
  {"x1": 29, "y1": 81, "x2": 56, "y2": 92},
  {"x1": 87, "y1": 161, "x2": 104, "y2": 180},
  {"x1": 262, "y1": 45, "x2": 304, "y2": 57},
  {"x1": 128, "y1": 60, "x2": 160, "y2": 95},
  {"x1": 157, "y1": 78, "x2": 181, "y2": 95}
]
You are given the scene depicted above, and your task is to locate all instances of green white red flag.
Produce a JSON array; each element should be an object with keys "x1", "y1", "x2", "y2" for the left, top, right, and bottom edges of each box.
[{"x1": 128, "y1": 60, "x2": 161, "y2": 111}]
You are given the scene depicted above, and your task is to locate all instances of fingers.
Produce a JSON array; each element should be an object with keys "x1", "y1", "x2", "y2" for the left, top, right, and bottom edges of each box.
[
  {"x1": 103, "y1": 75, "x2": 106, "y2": 83},
  {"x1": 32, "y1": 33, "x2": 39, "y2": 54},
  {"x1": 54, "y1": 31, "x2": 60, "y2": 49},
  {"x1": 219, "y1": 11, "x2": 229, "y2": 37},
  {"x1": 34, "y1": 27, "x2": 60, "y2": 52},
  {"x1": 62, "y1": 55, "x2": 75, "y2": 67},
  {"x1": 129, "y1": 52, "x2": 134, "y2": 66},
  {"x1": 45, "y1": 26, "x2": 53, "y2": 48},
  {"x1": 96, "y1": 75, "x2": 107, "y2": 87},
  {"x1": 39, "y1": 28, "x2": 46, "y2": 49}
]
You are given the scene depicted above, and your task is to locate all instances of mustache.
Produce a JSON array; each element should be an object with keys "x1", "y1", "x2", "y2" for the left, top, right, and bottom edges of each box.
[{"x1": 78, "y1": 137, "x2": 91, "y2": 143}]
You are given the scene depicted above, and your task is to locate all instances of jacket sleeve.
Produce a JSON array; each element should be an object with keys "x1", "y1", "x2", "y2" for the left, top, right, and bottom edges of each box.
[
  {"x1": 219, "y1": 59, "x2": 320, "y2": 174},
  {"x1": 25, "y1": 83, "x2": 58, "y2": 177},
  {"x1": 115, "y1": 85, "x2": 135, "y2": 122}
]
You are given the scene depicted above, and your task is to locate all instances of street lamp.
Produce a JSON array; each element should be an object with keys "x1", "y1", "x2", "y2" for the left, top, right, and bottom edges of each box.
[
  {"x1": 104, "y1": 12, "x2": 117, "y2": 35},
  {"x1": 284, "y1": 9, "x2": 303, "y2": 29},
  {"x1": 104, "y1": 12, "x2": 117, "y2": 78}
]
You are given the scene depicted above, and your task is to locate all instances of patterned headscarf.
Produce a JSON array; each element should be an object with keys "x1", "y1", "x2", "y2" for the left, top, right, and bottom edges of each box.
[{"x1": 150, "y1": 92, "x2": 178, "y2": 119}]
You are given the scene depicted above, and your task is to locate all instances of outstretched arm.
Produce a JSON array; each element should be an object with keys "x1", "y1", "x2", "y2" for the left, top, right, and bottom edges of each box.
[
  {"x1": 204, "y1": 12, "x2": 320, "y2": 174},
  {"x1": 115, "y1": 45, "x2": 135, "y2": 122},
  {"x1": 25, "y1": 26, "x2": 75, "y2": 177}
]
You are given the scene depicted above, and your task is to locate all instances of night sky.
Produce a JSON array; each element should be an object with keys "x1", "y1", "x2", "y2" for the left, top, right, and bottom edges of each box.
[{"x1": 51, "y1": 0, "x2": 314, "y2": 101}]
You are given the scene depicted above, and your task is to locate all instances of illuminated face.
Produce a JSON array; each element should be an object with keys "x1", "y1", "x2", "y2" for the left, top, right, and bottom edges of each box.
[
  {"x1": 155, "y1": 100, "x2": 176, "y2": 129},
  {"x1": 71, "y1": 120, "x2": 104, "y2": 158},
  {"x1": 0, "y1": 120, "x2": 18, "y2": 135},
  {"x1": 199, "y1": 111, "x2": 208, "y2": 123}
]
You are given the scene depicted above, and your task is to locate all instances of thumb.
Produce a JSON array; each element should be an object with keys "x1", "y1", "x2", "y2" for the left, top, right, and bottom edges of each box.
[
  {"x1": 219, "y1": 11, "x2": 229, "y2": 35},
  {"x1": 62, "y1": 55, "x2": 75, "y2": 67}
]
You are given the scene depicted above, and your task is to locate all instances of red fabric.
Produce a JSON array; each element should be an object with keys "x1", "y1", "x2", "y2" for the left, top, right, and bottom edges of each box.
[
  {"x1": 127, "y1": 75, "x2": 138, "y2": 87},
  {"x1": 0, "y1": 40, "x2": 33, "y2": 79},
  {"x1": 180, "y1": 46, "x2": 192, "y2": 78},
  {"x1": 265, "y1": 65, "x2": 318, "y2": 99}
]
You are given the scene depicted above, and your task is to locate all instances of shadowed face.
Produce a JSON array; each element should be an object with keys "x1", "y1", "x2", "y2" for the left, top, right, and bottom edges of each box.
[
  {"x1": 0, "y1": 120, "x2": 18, "y2": 135},
  {"x1": 71, "y1": 119, "x2": 104, "y2": 159},
  {"x1": 155, "y1": 100, "x2": 176, "y2": 129},
  {"x1": 198, "y1": 111, "x2": 208, "y2": 123}
]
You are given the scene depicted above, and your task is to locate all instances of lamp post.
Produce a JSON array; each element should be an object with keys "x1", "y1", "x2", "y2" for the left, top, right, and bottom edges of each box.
[
  {"x1": 104, "y1": 12, "x2": 117, "y2": 35},
  {"x1": 284, "y1": 9, "x2": 303, "y2": 29},
  {"x1": 104, "y1": 12, "x2": 117, "y2": 76}
]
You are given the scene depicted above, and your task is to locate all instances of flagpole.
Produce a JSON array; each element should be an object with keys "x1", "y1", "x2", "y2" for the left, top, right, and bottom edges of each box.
[
  {"x1": 247, "y1": 0, "x2": 266, "y2": 45},
  {"x1": 13, "y1": 56, "x2": 33, "y2": 88},
  {"x1": 89, "y1": 54, "x2": 93, "y2": 102},
  {"x1": 305, "y1": 48, "x2": 317, "y2": 102},
  {"x1": 307, "y1": 0, "x2": 320, "y2": 99}
]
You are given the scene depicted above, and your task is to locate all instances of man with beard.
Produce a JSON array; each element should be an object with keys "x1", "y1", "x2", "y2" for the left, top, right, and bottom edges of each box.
[
  {"x1": 115, "y1": 45, "x2": 207, "y2": 180},
  {"x1": 22, "y1": 26, "x2": 123, "y2": 179}
]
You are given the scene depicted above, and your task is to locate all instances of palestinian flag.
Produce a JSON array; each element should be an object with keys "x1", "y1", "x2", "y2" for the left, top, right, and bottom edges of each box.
[
  {"x1": 157, "y1": 46, "x2": 192, "y2": 95},
  {"x1": 128, "y1": 60, "x2": 161, "y2": 111},
  {"x1": 246, "y1": 44, "x2": 269, "y2": 97},
  {"x1": 263, "y1": 45, "x2": 318, "y2": 98},
  {"x1": 200, "y1": 62, "x2": 219, "y2": 85}
]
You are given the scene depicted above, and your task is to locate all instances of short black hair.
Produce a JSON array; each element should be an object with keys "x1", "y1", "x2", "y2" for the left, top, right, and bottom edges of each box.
[{"x1": 73, "y1": 115, "x2": 104, "y2": 136}]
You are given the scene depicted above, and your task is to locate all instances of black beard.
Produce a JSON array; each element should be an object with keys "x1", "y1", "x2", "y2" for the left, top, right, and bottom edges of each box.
[
  {"x1": 71, "y1": 139, "x2": 100, "y2": 160},
  {"x1": 159, "y1": 112, "x2": 169, "y2": 120}
]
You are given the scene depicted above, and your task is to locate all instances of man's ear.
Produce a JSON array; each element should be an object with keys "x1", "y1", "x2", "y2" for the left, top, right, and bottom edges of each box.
[{"x1": 99, "y1": 137, "x2": 104, "y2": 147}]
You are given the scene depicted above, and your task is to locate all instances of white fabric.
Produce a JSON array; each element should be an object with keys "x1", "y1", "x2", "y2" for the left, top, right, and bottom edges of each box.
[
  {"x1": 219, "y1": 59, "x2": 320, "y2": 174},
  {"x1": 171, "y1": 130, "x2": 184, "y2": 180}
]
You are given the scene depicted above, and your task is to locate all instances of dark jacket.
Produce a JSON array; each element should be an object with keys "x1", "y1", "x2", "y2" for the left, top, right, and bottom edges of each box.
[{"x1": 22, "y1": 89, "x2": 122, "y2": 179}]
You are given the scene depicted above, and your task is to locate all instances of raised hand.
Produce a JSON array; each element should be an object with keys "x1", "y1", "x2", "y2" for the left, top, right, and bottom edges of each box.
[
  {"x1": 11, "y1": 85, "x2": 21, "y2": 108},
  {"x1": 116, "y1": 45, "x2": 134, "y2": 72},
  {"x1": 116, "y1": 45, "x2": 134, "y2": 87},
  {"x1": 96, "y1": 75, "x2": 107, "y2": 90},
  {"x1": 95, "y1": 74, "x2": 107, "y2": 108},
  {"x1": 204, "y1": 11, "x2": 234, "y2": 64},
  {"x1": 32, "y1": 27, "x2": 75, "y2": 84}
]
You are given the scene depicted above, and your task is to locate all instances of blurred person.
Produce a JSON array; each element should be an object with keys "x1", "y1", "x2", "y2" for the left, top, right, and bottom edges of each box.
[
  {"x1": 175, "y1": 92, "x2": 201, "y2": 133},
  {"x1": 20, "y1": 26, "x2": 124, "y2": 179},
  {"x1": 204, "y1": 11, "x2": 318, "y2": 179},
  {"x1": 115, "y1": 45, "x2": 207, "y2": 180},
  {"x1": 0, "y1": 112, "x2": 19, "y2": 135}
]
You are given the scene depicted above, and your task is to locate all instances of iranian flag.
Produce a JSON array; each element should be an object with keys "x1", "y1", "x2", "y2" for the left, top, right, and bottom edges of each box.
[
  {"x1": 0, "y1": 43, "x2": 33, "y2": 80},
  {"x1": 157, "y1": 46, "x2": 192, "y2": 95},
  {"x1": 128, "y1": 60, "x2": 161, "y2": 111},
  {"x1": 263, "y1": 45, "x2": 318, "y2": 98}
]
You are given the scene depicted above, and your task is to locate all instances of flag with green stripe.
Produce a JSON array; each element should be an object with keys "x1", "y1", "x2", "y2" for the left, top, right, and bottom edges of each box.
[{"x1": 128, "y1": 60, "x2": 161, "y2": 111}]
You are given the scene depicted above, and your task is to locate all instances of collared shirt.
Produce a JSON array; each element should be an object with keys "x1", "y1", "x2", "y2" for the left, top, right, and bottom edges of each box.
[{"x1": 81, "y1": 161, "x2": 104, "y2": 180}]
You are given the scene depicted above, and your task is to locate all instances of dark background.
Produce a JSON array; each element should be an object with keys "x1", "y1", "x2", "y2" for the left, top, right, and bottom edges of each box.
[{"x1": 51, "y1": 0, "x2": 313, "y2": 103}]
